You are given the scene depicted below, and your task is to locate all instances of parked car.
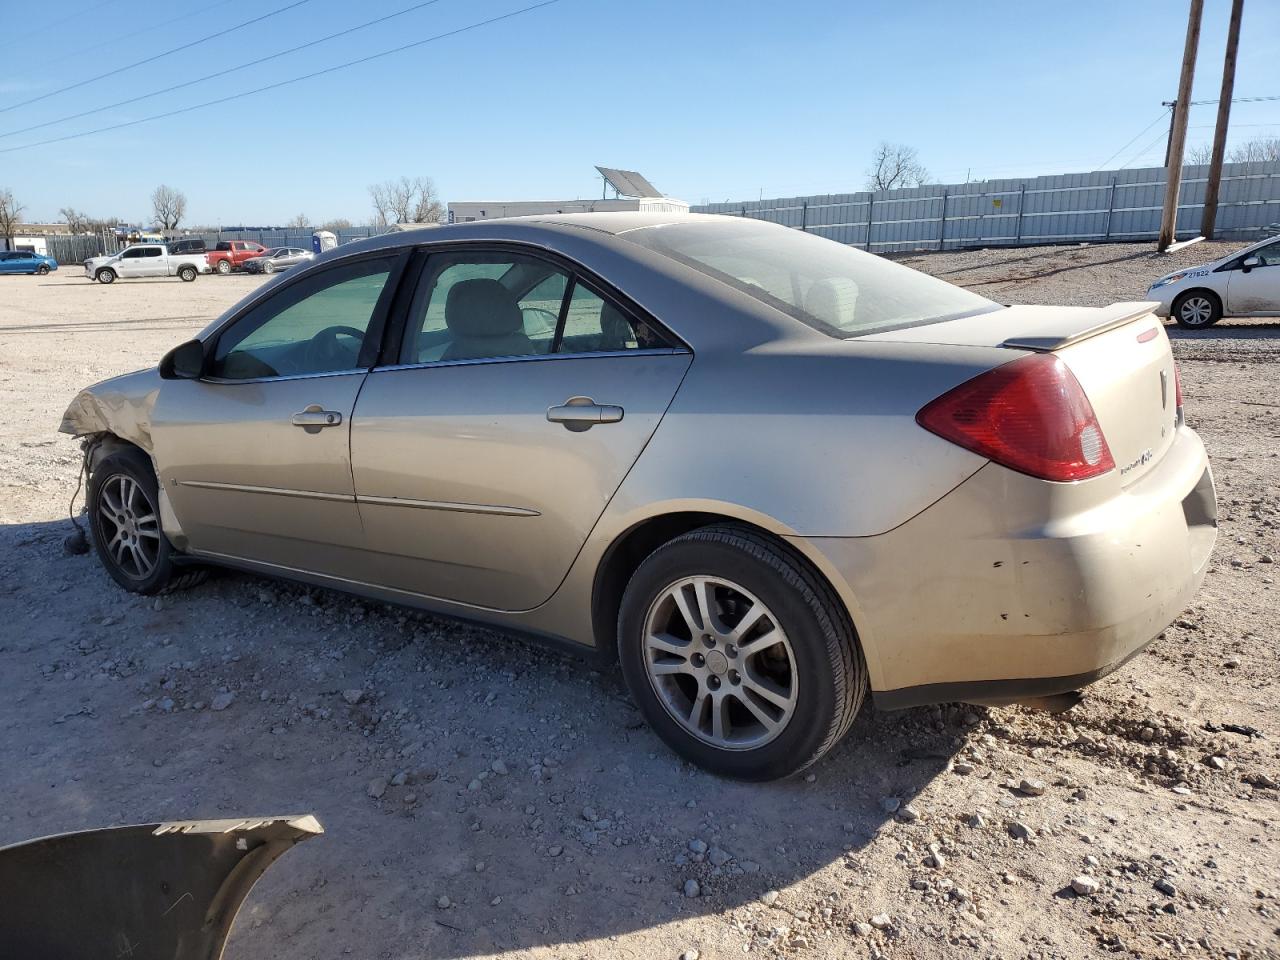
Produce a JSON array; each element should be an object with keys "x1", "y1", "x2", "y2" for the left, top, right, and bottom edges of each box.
[
  {"x1": 206, "y1": 240, "x2": 269, "y2": 275},
  {"x1": 83, "y1": 243, "x2": 211, "y2": 284},
  {"x1": 60, "y1": 213, "x2": 1216, "y2": 780},
  {"x1": 1146, "y1": 233, "x2": 1280, "y2": 328},
  {"x1": 0, "y1": 250, "x2": 58, "y2": 275},
  {"x1": 167, "y1": 238, "x2": 207, "y2": 256},
  {"x1": 242, "y1": 246, "x2": 315, "y2": 275}
]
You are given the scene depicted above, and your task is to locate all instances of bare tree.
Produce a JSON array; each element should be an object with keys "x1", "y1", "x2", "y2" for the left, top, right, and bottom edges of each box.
[
  {"x1": 59, "y1": 206, "x2": 93, "y2": 232},
  {"x1": 1228, "y1": 136, "x2": 1280, "y2": 163},
  {"x1": 286, "y1": 213, "x2": 310, "y2": 229},
  {"x1": 865, "y1": 142, "x2": 930, "y2": 191},
  {"x1": 151, "y1": 184, "x2": 187, "y2": 231},
  {"x1": 370, "y1": 176, "x2": 442, "y2": 225},
  {"x1": 0, "y1": 188, "x2": 24, "y2": 246},
  {"x1": 320, "y1": 218, "x2": 352, "y2": 232},
  {"x1": 1184, "y1": 142, "x2": 1215, "y2": 165}
]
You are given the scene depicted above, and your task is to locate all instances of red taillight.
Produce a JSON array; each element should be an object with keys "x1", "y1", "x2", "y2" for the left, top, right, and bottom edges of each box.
[{"x1": 916, "y1": 354, "x2": 1115, "y2": 482}]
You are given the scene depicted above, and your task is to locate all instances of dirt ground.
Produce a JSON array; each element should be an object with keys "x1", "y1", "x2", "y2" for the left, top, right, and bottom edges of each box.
[{"x1": 0, "y1": 243, "x2": 1276, "y2": 960}]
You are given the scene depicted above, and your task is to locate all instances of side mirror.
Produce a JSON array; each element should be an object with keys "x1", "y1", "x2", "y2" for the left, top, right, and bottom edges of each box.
[
  {"x1": 1241, "y1": 255, "x2": 1260, "y2": 272},
  {"x1": 159, "y1": 339, "x2": 206, "y2": 380}
]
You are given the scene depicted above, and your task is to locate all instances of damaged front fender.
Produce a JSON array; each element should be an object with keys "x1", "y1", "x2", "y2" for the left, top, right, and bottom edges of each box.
[
  {"x1": 0, "y1": 813, "x2": 323, "y2": 960},
  {"x1": 59, "y1": 367, "x2": 164, "y2": 451}
]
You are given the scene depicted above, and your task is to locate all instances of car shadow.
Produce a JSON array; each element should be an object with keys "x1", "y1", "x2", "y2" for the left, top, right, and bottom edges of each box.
[
  {"x1": 1165, "y1": 319, "x2": 1280, "y2": 340},
  {"x1": 0, "y1": 517, "x2": 965, "y2": 959}
]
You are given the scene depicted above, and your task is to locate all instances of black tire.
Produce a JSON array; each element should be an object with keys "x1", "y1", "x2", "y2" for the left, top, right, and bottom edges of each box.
[
  {"x1": 96, "y1": 268, "x2": 116, "y2": 284},
  {"x1": 37, "y1": 264, "x2": 49, "y2": 275},
  {"x1": 88, "y1": 447, "x2": 207, "y2": 595},
  {"x1": 1172, "y1": 289, "x2": 1222, "y2": 329},
  {"x1": 178, "y1": 265, "x2": 197, "y2": 282},
  {"x1": 617, "y1": 524, "x2": 867, "y2": 781},
  {"x1": 216, "y1": 259, "x2": 231, "y2": 275}
]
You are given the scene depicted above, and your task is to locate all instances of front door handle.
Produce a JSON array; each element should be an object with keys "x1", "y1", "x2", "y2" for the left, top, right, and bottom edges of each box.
[
  {"x1": 291, "y1": 406, "x2": 343, "y2": 429},
  {"x1": 547, "y1": 396, "x2": 624, "y2": 432}
]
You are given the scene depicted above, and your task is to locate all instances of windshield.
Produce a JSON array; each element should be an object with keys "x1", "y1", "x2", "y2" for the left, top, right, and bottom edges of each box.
[{"x1": 626, "y1": 220, "x2": 1001, "y2": 337}]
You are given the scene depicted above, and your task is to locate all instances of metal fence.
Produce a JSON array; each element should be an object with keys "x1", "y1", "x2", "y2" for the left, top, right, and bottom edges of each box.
[
  {"x1": 177, "y1": 226, "x2": 391, "y2": 248},
  {"x1": 44, "y1": 233, "x2": 121, "y2": 264},
  {"x1": 693, "y1": 161, "x2": 1280, "y2": 253}
]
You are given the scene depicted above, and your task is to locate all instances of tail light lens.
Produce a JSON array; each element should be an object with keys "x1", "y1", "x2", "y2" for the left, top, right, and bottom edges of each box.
[
  {"x1": 916, "y1": 354, "x2": 1115, "y2": 482},
  {"x1": 1173, "y1": 360, "x2": 1184, "y2": 425}
]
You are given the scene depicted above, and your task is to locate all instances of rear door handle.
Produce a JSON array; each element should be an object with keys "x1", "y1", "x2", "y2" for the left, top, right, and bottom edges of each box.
[
  {"x1": 291, "y1": 406, "x2": 343, "y2": 428},
  {"x1": 547, "y1": 396, "x2": 624, "y2": 432}
]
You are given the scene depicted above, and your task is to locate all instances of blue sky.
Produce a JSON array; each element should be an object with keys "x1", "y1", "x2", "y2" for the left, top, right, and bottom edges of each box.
[{"x1": 2, "y1": 0, "x2": 1278, "y2": 226}]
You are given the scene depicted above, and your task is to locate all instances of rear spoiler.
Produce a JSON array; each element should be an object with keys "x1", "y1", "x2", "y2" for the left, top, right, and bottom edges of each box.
[{"x1": 1001, "y1": 302, "x2": 1160, "y2": 352}]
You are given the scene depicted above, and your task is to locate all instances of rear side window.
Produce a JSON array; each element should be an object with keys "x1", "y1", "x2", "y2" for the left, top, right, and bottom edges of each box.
[
  {"x1": 400, "y1": 252, "x2": 671, "y2": 364},
  {"x1": 626, "y1": 220, "x2": 1000, "y2": 337}
]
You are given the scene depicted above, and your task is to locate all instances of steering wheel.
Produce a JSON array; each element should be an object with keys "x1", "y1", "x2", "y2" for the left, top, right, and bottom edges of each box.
[
  {"x1": 304, "y1": 325, "x2": 365, "y2": 370},
  {"x1": 521, "y1": 306, "x2": 560, "y2": 338}
]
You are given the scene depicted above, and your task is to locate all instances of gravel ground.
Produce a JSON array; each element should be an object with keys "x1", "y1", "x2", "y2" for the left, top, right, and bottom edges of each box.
[{"x1": 0, "y1": 244, "x2": 1276, "y2": 960}]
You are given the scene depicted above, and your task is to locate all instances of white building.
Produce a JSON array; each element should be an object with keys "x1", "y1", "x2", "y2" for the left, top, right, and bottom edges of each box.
[{"x1": 448, "y1": 167, "x2": 688, "y2": 223}]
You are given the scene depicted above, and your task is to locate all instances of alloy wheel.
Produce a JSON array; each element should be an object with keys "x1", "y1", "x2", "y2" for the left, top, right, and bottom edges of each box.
[
  {"x1": 1179, "y1": 296, "x2": 1214, "y2": 326},
  {"x1": 642, "y1": 576, "x2": 798, "y2": 750},
  {"x1": 96, "y1": 474, "x2": 161, "y2": 580}
]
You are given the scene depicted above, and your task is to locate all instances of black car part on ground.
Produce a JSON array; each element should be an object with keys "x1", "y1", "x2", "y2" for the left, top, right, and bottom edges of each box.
[{"x1": 0, "y1": 813, "x2": 322, "y2": 960}]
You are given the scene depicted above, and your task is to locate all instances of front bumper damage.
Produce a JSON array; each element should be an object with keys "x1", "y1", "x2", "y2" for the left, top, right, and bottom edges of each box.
[{"x1": 0, "y1": 813, "x2": 322, "y2": 960}]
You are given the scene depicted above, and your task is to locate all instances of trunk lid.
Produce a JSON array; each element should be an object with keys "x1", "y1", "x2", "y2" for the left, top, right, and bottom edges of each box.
[{"x1": 866, "y1": 302, "x2": 1179, "y2": 486}]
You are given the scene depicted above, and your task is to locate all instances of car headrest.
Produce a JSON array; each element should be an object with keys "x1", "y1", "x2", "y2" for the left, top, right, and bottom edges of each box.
[
  {"x1": 445, "y1": 279, "x2": 522, "y2": 337},
  {"x1": 599, "y1": 303, "x2": 633, "y2": 349},
  {"x1": 804, "y1": 277, "x2": 859, "y2": 328}
]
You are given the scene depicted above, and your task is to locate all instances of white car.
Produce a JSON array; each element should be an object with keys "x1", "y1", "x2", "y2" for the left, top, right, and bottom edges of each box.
[
  {"x1": 84, "y1": 244, "x2": 212, "y2": 284},
  {"x1": 1146, "y1": 234, "x2": 1280, "y2": 329}
]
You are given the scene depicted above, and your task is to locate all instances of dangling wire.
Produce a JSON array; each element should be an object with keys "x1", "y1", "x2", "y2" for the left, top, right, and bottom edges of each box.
[{"x1": 63, "y1": 436, "x2": 99, "y2": 555}]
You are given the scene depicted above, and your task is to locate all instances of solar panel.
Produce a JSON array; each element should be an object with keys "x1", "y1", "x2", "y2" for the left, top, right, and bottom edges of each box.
[{"x1": 595, "y1": 166, "x2": 663, "y2": 198}]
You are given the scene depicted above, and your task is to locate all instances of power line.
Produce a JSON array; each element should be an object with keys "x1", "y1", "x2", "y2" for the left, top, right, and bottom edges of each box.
[
  {"x1": 0, "y1": 0, "x2": 117, "y2": 53},
  {"x1": 1120, "y1": 125, "x2": 1174, "y2": 169},
  {"x1": 0, "y1": 0, "x2": 449, "y2": 140},
  {"x1": 0, "y1": 0, "x2": 316, "y2": 115},
  {"x1": 1188, "y1": 94, "x2": 1280, "y2": 105},
  {"x1": 30, "y1": 0, "x2": 238, "y2": 73},
  {"x1": 1097, "y1": 108, "x2": 1172, "y2": 170},
  {"x1": 0, "y1": 0, "x2": 564, "y2": 156}
]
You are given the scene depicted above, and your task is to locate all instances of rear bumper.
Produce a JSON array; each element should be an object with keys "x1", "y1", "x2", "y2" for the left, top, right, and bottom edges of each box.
[{"x1": 794, "y1": 426, "x2": 1216, "y2": 709}]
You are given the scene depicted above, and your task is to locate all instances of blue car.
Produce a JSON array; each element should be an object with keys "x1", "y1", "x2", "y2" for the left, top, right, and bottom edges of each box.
[{"x1": 0, "y1": 250, "x2": 58, "y2": 275}]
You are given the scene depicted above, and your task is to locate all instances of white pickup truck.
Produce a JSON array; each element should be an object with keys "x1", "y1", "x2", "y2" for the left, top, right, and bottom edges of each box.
[{"x1": 84, "y1": 243, "x2": 212, "y2": 284}]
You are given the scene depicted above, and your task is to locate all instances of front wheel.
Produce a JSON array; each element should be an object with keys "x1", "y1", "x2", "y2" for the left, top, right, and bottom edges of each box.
[
  {"x1": 96, "y1": 268, "x2": 116, "y2": 284},
  {"x1": 1172, "y1": 290, "x2": 1222, "y2": 329},
  {"x1": 178, "y1": 266, "x2": 197, "y2": 282},
  {"x1": 617, "y1": 525, "x2": 867, "y2": 780},
  {"x1": 215, "y1": 259, "x2": 231, "y2": 275},
  {"x1": 88, "y1": 448, "x2": 207, "y2": 595},
  {"x1": 37, "y1": 264, "x2": 49, "y2": 275}
]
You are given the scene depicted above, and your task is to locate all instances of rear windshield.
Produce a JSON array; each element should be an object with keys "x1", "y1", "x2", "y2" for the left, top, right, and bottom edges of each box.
[{"x1": 626, "y1": 220, "x2": 1001, "y2": 337}]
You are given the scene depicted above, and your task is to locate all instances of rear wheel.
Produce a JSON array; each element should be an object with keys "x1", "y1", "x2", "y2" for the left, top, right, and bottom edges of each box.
[
  {"x1": 1172, "y1": 290, "x2": 1222, "y2": 329},
  {"x1": 617, "y1": 524, "x2": 866, "y2": 780},
  {"x1": 37, "y1": 264, "x2": 49, "y2": 275},
  {"x1": 263, "y1": 260, "x2": 276, "y2": 274},
  {"x1": 88, "y1": 448, "x2": 207, "y2": 595},
  {"x1": 96, "y1": 268, "x2": 116, "y2": 284},
  {"x1": 178, "y1": 265, "x2": 197, "y2": 282},
  {"x1": 216, "y1": 259, "x2": 231, "y2": 275}
]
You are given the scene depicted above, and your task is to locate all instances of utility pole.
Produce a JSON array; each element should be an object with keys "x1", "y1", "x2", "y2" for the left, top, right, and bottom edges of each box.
[
  {"x1": 1158, "y1": 0, "x2": 1204, "y2": 252},
  {"x1": 1202, "y1": 0, "x2": 1244, "y2": 239}
]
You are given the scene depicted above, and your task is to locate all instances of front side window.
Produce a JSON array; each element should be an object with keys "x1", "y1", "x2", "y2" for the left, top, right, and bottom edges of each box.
[
  {"x1": 1252, "y1": 241, "x2": 1280, "y2": 266},
  {"x1": 121, "y1": 248, "x2": 144, "y2": 259},
  {"x1": 210, "y1": 257, "x2": 395, "y2": 380},
  {"x1": 626, "y1": 221, "x2": 1000, "y2": 338}
]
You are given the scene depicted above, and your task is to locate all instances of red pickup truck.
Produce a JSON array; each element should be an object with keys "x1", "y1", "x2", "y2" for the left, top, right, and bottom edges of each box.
[{"x1": 206, "y1": 240, "x2": 269, "y2": 275}]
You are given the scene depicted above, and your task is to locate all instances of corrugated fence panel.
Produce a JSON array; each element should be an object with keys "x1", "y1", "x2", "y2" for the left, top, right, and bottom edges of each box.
[{"x1": 692, "y1": 161, "x2": 1280, "y2": 252}]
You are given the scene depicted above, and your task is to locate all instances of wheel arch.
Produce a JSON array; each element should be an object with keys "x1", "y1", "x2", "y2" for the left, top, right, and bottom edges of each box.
[
  {"x1": 589, "y1": 509, "x2": 874, "y2": 681},
  {"x1": 1174, "y1": 286, "x2": 1223, "y2": 311}
]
